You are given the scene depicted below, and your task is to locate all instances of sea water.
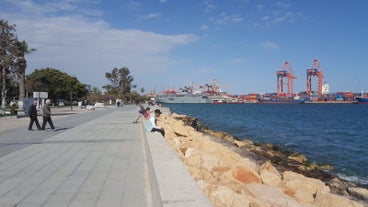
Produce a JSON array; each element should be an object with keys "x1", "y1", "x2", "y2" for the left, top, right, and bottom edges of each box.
[{"x1": 164, "y1": 103, "x2": 368, "y2": 188}]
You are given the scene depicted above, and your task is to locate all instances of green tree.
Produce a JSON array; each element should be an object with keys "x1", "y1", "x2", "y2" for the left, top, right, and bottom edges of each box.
[
  {"x1": 103, "y1": 67, "x2": 136, "y2": 101},
  {"x1": 0, "y1": 19, "x2": 18, "y2": 109},
  {"x1": 91, "y1": 86, "x2": 101, "y2": 94},
  {"x1": 26, "y1": 68, "x2": 88, "y2": 102},
  {"x1": 140, "y1": 87, "x2": 145, "y2": 94}
]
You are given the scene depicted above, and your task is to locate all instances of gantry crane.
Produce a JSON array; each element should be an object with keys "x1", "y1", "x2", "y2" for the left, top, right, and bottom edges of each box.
[
  {"x1": 277, "y1": 61, "x2": 297, "y2": 97},
  {"x1": 306, "y1": 59, "x2": 323, "y2": 98}
]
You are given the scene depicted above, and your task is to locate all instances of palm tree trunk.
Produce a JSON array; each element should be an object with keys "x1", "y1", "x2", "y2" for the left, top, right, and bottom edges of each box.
[
  {"x1": 19, "y1": 71, "x2": 25, "y2": 101},
  {"x1": 1, "y1": 66, "x2": 6, "y2": 109}
]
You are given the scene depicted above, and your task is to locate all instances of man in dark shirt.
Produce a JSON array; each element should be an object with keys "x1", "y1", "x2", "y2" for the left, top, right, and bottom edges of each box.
[{"x1": 28, "y1": 100, "x2": 41, "y2": 131}]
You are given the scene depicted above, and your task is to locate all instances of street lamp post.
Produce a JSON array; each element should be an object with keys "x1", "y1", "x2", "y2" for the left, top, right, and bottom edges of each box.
[
  {"x1": 70, "y1": 74, "x2": 76, "y2": 111},
  {"x1": 70, "y1": 88, "x2": 73, "y2": 111}
]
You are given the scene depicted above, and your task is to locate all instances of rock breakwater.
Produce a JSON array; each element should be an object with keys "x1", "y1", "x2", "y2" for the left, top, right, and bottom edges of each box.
[{"x1": 157, "y1": 112, "x2": 367, "y2": 207}]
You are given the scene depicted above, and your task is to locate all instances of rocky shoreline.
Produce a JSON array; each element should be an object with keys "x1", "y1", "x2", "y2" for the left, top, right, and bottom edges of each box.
[{"x1": 157, "y1": 111, "x2": 368, "y2": 207}]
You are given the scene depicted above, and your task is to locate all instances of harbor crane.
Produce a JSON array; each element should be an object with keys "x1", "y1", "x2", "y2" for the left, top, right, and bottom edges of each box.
[
  {"x1": 277, "y1": 61, "x2": 297, "y2": 96},
  {"x1": 306, "y1": 59, "x2": 323, "y2": 98}
]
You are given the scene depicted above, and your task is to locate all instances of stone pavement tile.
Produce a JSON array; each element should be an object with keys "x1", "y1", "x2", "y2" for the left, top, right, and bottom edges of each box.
[
  {"x1": 0, "y1": 106, "x2": 179, "y2": 207},
  {"x1": 0, "y1": 106, "x2": 216, "y2": 207},
  {"x1": 123, "y1": 188, "x2": 149, "y2": 206},
  {"x1": 42, "y1": 193, "x2": 74, "y2": 207}
]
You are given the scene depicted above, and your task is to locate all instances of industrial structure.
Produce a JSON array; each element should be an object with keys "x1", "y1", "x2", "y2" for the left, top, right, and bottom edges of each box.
[
  {"x1": 154, "y1": 59, "x2": 365, "y2": 104},
  {"x1": 306, "y1": 59, "x2": 323, "y2": 98},
  {"x1": 276, "y1": 61, "x2": 297, "y2": 97}
]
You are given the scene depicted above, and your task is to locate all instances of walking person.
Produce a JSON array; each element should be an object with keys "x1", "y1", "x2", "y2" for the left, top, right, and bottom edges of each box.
[
  {"x1": 41, "y1": 99, "x2": 55, "y2": 130},
  {"x1": 145, "y1": 109, "x2": 165, "y2": 137},
  {"x1": 28, "y1": 100, "x2": 41, "y2": 131}
]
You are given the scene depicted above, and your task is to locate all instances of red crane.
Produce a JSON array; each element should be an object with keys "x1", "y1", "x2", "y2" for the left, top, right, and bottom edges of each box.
[
  {"x1": 277, "y1": 61, "x2": 296, "y2": 97},
  {"x1": 306, "y1": 59, "x2": 323, "y2": 98}
]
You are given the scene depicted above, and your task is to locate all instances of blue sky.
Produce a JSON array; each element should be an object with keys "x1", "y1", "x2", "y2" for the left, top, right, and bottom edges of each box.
[{"x1": 1, "y1": 0, "x2": 367, "y2": 94}]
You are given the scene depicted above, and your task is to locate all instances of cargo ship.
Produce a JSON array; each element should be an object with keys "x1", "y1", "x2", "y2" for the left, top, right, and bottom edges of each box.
[
  {"x1": 155, "y1": 93, "x2": 212, "y2": 104},
  {"x1": 155, "y1": 80, "x2": 225, "y2": 104},
  {"x1": 356, "y1": 97, "x2": 368, "y2": 104},
  {"x1": 355, "y1": 91, "x2": 368, "y2": 104}
]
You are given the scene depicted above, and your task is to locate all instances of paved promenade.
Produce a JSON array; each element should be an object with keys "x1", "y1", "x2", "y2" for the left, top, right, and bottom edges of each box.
[{"x1": 0, "y1": 105, "x2": 212, "y2": 207}]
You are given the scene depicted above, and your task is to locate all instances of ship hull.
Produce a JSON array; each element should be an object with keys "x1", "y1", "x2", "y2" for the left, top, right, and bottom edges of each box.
[
  {"x1": 356, "y1": 97, "x2": 368, "y2": 104},
  {"x1": 155, "y1": 94, "x2": 212, "y2": 104}
]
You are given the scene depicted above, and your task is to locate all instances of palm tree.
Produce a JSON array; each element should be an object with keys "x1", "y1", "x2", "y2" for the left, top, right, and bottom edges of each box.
[
  {"x1": 1, "y1": 19, "x2": 18, "y2": 109},
  {"x1": 16, "y1": 40, "x2": 36, "y2": 101}
]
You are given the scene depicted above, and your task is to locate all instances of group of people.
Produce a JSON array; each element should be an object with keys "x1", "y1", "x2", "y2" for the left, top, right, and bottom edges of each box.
[
  {"x1": 134, "y1": 104, "x2": 165, "y2": 137},
  {"x1": 28, "y1": 99, "x2": 55, "y2": 131},
  {"x1": 133, "y1": 104, "x2": 151, "y2": 123},
  {"x1": 136, "y1": 104, "x2": 201, "y2": 137}
]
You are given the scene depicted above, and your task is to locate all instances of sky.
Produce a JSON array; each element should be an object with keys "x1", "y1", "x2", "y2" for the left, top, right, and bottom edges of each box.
[{"x1": 1, "y1": 0, "x2": 367, "y2": 95}]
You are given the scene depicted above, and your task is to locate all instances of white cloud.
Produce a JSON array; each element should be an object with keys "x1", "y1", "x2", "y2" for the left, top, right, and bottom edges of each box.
[
  {"x1": 4, "y1": 0, "x2": 102, "y2": 16},
  {"x1": 262, "y1": 16, "x2": 270, "y2": 21},
  {"x1": 198, "y1": 67, "x2": 215, "y2": 74},
  {"x1": 276, "y1": 2, "x2": 291, "y2": 9},
  {"x1": 160, "y1": 0, "x2": 168, "y2": 3},
  {"x1": 271, "y1": 11, "x2": 295, "y2": 24},
  {"x1": 204, "y1": 1, "x2": 216, "y2": 12},
  {"x1": 214, "y1": 13, "x2": 243, "y2": 24},
  {"x1": 200, "y1": 24, "x2": 209, "y2": 30},
  {"x1": 258, "y1": 41, "x2": 278, "y2": 50},
  {"x1": 142, "y1": 13, "x2": 160, "y2": 19},
  {"x1": 256, "y1": 4, "x2": 265, "y2": 10},
  {"x1": 127, "y1": 1, "x2": 141, "y2": 10},
  {"x1": 229, "y1": 58, "x2": 247, "y2": 64},
  {"x1": 1, "y1": 2, "x2": 197, "y2": 89}
]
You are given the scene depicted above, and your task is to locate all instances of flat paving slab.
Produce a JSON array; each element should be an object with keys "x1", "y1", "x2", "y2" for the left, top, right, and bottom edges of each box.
[{"x1": 0, "y1": 106, "x2": 153, "y2": 207}]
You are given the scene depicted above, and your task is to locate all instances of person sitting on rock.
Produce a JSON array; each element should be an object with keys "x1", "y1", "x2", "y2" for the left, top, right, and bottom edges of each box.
[
  {"x1": 133, "y1": 104, "x2": 146, "y2": 123},
  {"x1": 191, "y1": 118, "x2": 200, "y2": 131},
  {"x1": 145, "y1": 109, "x2": 165, "y2": 137},
  {"x1": 143, "y1": 107, "x2": 151, "y2": 120}
]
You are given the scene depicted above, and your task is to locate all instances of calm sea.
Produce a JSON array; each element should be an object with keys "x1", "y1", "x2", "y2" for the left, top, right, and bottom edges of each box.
[{"x1": 163, "y1": 103, "x2": 368, "y2": 188}]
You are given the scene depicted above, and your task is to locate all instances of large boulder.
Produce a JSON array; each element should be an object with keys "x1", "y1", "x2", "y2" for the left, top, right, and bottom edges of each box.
[
  {"x1": 313, "y1": 190, "x2": 364, "y2": 207},
  {"x1": 258, "y1": 161, "x2": 282, "y2": 186},
  {"x1": 241, "y1": 183, "x2": 307, "y2": 207},
  {"x1": 348, "y1": 187, "x2": 368, "y2": 202},
  {"x1": 232, "y1": 165, "x2": 261, "y2": 184},
  {"x1": 204, "y1": 185, "x2": 251, "y2": 207},
  {"x1": 279, "y1": 171, "x2": 330, "y2": 204}
]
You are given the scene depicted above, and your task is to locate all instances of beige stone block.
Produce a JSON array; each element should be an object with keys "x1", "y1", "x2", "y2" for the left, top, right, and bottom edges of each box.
[
  {"x1": 258, "y1": 161, "x2": 282, "y2": 186},
  {"x1": 280, "y1": 171, "x2": 330, "y2": 205},
  {"x1": 206, "y1": 185, "x2": 251, "y2": 207},
  {"x1": 243, "y1": 183, "x2": 306, "y2": 207},
  {"x1": 313, "y1": 190, "x2": 364, "y2": 207}
]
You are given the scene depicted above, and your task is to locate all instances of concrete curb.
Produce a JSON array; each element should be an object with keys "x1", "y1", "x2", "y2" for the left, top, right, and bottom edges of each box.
[
  {"x1": 145, "y1": 131, "x2": 213, "y2": 207},
  {"x1": 141, "y1": 123, "x2": 164, "y2": 207}
]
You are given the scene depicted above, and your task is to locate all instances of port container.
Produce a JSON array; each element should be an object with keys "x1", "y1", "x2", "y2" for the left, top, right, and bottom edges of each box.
[
  {"x1": 345, "y1": 97, "x2": 354, "y2": 101},
  {"x1": 344, "y1": 92, "x2": 354, "y2": 99},
  {"x1": 336, "y1": 94, "x2": 345, "y2": 101},
  {"x1": 327, "y1": 96, "x2": 336, "y2": 101},
  {"x1": 310, "y1": 94, "x2": 319, "y2": 101},
  {"x1": 310, "y1": 97, "x2": 318, "y2": 101}
]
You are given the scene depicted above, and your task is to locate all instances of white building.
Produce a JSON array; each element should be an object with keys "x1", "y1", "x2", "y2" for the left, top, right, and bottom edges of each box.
[{"x1": 322, "y1": 82, "x2": 329, "y2": 94}]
